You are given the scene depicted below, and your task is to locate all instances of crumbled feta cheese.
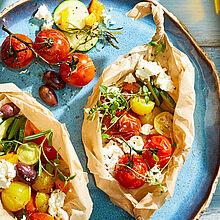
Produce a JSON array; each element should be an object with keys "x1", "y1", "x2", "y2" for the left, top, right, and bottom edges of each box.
[
  {"x1": 48, "y1": 189, "x2": 69, "y2": 220},
  {"x1": 147, "y1": 164, "x2": 162, "y2": 185},
  {"x1": 102, "y1": 140, "x2": 123, "y2": 172},
  {"x1": 154, "y1": 71, "x2": 174, "y2": 92},
  {"x1": 141, "y1": 124, "x2": 153, "y2": 135},
  {"x1": 135, "y1": 59, "x2": 163, "y2": 81},
  {"x1": 101, "y1": 11, "x2": 115, "y2": 26},
  {"x1": 34, "y1": 4, "x2": 54, "y2": 30},
  {"x1": 124, "y1": 73, "x2": 136, "y2": 84},
  {"x1": 0, "y1": 159, "x2": 16, "y2": 189},
  {"x1": 122, "y1": 136, "x2": 144, "y2": 154}
]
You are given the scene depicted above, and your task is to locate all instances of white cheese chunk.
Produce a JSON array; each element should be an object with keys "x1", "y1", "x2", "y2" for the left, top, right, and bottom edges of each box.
[
  {"x1": 34, "y1": 4, "x2": 54, "y2": 30},
  {"x1": 122, "y1": 136, "x2": 144, "y2": 154},
  {"x1": 0, "y1": 159, "x2": 16, "y2": 189},
  {"x1": 102, "y1": 140, "x2": 123, "y2": 172},
  {"x1": 141, "y1": 124, "x2": 153, "y2": 135},
  {"x1": 154, "y1": 71, "x2": 174, "y2": 92},
  {"x1": 48, "y1": 189, "x2": 69, "y2": 220},
  {"x1": 135, "y1": 59, "x2": 163, "y2": 81},
  {"x1": 124, "y1": 73, "x2": 136, "y2": 83}
]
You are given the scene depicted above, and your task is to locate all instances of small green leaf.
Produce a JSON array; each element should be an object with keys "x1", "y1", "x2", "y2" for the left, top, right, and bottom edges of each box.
[
  {"x1": 153, "y1": 154, "x2": 159, "y2": 162},
  {"x1": 173, "y1": 142, "x2": 177, "y2": 149},
  {"x1": 110, "y1": 102, "x2": 119, "y2": 110},
  {"x1": 110, "y1": 116, "x2": 119, "y2": 124},
  {"x1": 54, "y1": 158, "x2": 60, "y2": 166},
  {"x1": 68, "y1": 175, "x2": 76, "y2": 180},
  {"x1": 45, "y1": 163, "x2": 54, "y2": 174},
  {"x1": 148, "y1": 41, "x2": 157, "y2": 46},
  {"x1": 99, "y1": 85, "x2": 107, "y2": 94},
  {"x1": 97, "y1": 100, "x2": 102, "y2": 107},
  {"x1": 145, "y1": 96, "x2": 149, "y2": 104},
  {"x1": 143, "y1": 85, "x2": 149, "y2": 94},
  {"x1": 58, "y1": 173, "x2": 65, "y2": 182},
  {"x1": 101, "y1": 133, "x2": 110, "y2": 139},
  {"x1": 52, "y1": 176, "x2": 57, "y2": 182}
]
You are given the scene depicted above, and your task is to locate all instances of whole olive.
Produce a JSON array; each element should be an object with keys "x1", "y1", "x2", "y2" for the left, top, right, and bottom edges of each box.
[
  {"x1": 0, "y1": 103, "x2": 20, "y2": 118},
  {"x1": 15, "y1": 162, "x2": 37, "y2": 184},
  {"x1": 43, "y1": 71, "x2": 66, "y2": 90},
  {"x1": 39, "y1": 85, "x2": 58, "y2": 107}
]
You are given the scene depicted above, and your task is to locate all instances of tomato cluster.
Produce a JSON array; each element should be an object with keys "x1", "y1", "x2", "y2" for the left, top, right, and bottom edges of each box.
[{"x1": 1, "y1": 29, "x2": 96, "y2": 88}]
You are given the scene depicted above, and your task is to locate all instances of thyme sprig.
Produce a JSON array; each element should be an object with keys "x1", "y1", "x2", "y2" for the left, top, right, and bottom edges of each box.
[
  {"x1": 25, "y1": 130, "x2": 76, "y2": 187},
  {"x1": 148, "y1": 41, "x2": 166, "y2": 62}
]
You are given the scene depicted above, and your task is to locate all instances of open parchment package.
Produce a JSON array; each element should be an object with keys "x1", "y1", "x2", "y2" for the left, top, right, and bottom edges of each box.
[
  {"x1": 0, "y1": 83, "x2": 93, "y2": 220},
  {"x1": 82, "y1": 1, "x2": 195, "y2": 219}
]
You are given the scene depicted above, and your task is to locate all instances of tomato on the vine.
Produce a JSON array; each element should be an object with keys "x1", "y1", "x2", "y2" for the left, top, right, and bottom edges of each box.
[
  {"x1": 34, "y1": 29, "x2": 70, "y2": 64},
  {"x1": 1, "y1": 34, "x2": 34, "y2": 69},
  {"x1": 142, "y1": 135, "x2": 173, "y2": 168},
  {"x1": 102, "y1": 110, "x2": 141, "y2": 140},
  {"x1": 115, "y1": 154, "x2": 148, "y2": 189},
  {"x1": 59, "y1": 53, "x2": 96, "y2": 87}
]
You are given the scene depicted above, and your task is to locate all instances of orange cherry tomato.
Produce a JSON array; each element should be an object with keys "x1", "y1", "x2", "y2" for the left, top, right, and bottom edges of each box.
[
  {"x1": 115, "y1": 154, "x2": 148, "y2": 189},
  {"x1": 142, "y1": 135, "x2": 173, "y2": 168},
  {"x1": 55, "y1": 177, "x2": 69, "y2": 194},
  {"x1": 1, "y1": 34, "x2": 34, "y2": 69},
  {"x1": 60, "y1": 53, "x2": 96, "y2": 87},
  {"x1": 102, "y1": 110, "x2": 141, "y2": 140},
  {"x1": 26, "y1": 193, "x2": 38, "y2": 216},
  {"x1": 29, "y1": 213, "x2": 54, "y2": 220}
]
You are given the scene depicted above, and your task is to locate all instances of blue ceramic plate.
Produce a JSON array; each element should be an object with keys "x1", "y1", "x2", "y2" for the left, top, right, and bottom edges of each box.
[{"x1": 0, "y1": 0, "x2": 219, "y2": 219}]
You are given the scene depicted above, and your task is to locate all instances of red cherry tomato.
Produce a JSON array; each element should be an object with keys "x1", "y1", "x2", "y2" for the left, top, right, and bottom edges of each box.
[
  {"x1": 142, "y1": 135, "x2": 173, "y2": 168},
  {"x1": 29, "y1": 213, "x2": 54, "y2": 220},
  {"x1": 115, "y1": 154, "x2": 148, "y2": 189},
  {"x1": 122, "y1": 82, "x2": 140, "y2": 94},
  {"x1": 102, "y1": 110, "x2": 141, "y2": 140},
  {"x1": 34, "y1": 29, "x2": 70, "y2": 64},
  {"x1": 32, "y1": 136, "x2": 57, "y2": 163},
  {"x1": 1, "y1": 34, "x2": 34, "y2": 69},
  {"x1": 59, "y1": 53, "x2": 96, "y2": 87}
]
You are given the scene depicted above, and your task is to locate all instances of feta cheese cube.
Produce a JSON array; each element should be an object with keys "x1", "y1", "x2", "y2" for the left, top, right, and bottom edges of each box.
[
  {"x1": 154, "y1": 71, "x2": 174, "y2": 92},
  {"x1": 122, "y1": 136, "x2": 144, "y2": 154},
  {"x1": 141, "y1": 124, "x2": 153, "y2": 135},
  {"x1": 124, "y1": 73, "x2": 136, "y2": 83},
  {"x1": 0, "y1": 159, "x2": 16, "y2": 189}
]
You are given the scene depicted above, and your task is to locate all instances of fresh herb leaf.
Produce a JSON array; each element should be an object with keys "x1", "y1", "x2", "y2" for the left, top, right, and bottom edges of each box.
[
  {"x1": 110, "y1": 116, "x2": 119, "y2": 124},
  {"x1": 99, "y1": 85, "x2": 108, "y2": 94},
  {"x1": 24, "y1": 130, "x2": 51, "y2": 141},
  {"x1": 153, "y1": 154, "x2": 159, "y2": 162},
  {"x1": 145, "y1": 96, "x2": 149, "y2": 104},
  {"x1": 101, "y1": 133, "x2": 110, "y2": 139},
  {"x1": 48, "y1": 132, "x2": 53, "y2": 147}
]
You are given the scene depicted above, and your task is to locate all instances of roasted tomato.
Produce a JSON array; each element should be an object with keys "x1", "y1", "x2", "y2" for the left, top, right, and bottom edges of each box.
[
  {"x1": 60, "y1": 53, "x2": 96, "y2": 87},
  {"x1": 142, "y1": 135, "x2": 173, "y2": 168},
  {"x1": 122, "y1": 82, "x2": 140, "y2": 94},
  {"x1": 115, "y1": 154, "x2": 148, "y2": 189},
  {"x1": 33, "y1": 29, "x2": 70, "y2": 64},
  {"x1": 102, "y1": 110, "x2": 141, "y2": 140},
  {"x1": 29, "y1": 213, "x2": 54, "y2": 220},
  {"x1": 32, "y1": 136, "x2": 57, "y2": 163},
  {"x1": 1, "y1": 34, "x2": 34, "y2": 69}
]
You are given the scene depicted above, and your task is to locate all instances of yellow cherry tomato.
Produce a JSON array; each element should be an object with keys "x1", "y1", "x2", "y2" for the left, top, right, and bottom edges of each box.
[
  {"x1": 130, "y1": 97, "x2": 155, "y2": 115},
  {"x1": 154, "y1": 112, "x2": 173, "y2": 138},
  {"x1": 1, "y1": 181, "x2": 31, "y2": 212},
  {"x1": 139, "y1": 107, "x2": 162, "y2": 125},
  {"x1": 17, "y1": 142, "x2": 40, "y2": 165},
  {"x1": 32, "y1": 170, "x2": 54, "y2": 193},
  {"x1": 35, "y1": 192, "x2": 49, "y2": 213}
]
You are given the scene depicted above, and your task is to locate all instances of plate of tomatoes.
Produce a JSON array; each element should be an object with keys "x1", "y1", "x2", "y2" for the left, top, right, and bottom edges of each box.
[{"x1": 0, "y1": 0, "x2": 219, "y2": 219}]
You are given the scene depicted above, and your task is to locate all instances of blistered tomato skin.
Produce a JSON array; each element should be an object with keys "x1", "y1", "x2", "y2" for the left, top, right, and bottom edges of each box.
[
  {"x1": 1, "y1": 34, "x2": 34, "y2": 69},
  {"x1": 34, "y1": 29, "x2": 70, "y2": 64},
  {"x1": 60, "y1": 53, "x2": 96, "y2": 87},
  {"x1": 115, "y1": 154, "x2": 148, "y2": 189},
  {"x1": 102, "y1": 110, "x2": 142, "y2": 140},
  {"x1": 142, "y1": 135, "x2": 173, "y2": 168}
]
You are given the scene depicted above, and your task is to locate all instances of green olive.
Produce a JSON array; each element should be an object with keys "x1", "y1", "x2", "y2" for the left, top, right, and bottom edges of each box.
[{"x1": 1, "y1": 181, "x2": 31, "y2": 212}]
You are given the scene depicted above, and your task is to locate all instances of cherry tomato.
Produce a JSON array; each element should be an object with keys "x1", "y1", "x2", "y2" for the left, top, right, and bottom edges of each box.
[
  {"x1": 32, "y1": 136, "x2": 57, "y2": 163},
  {"x1": 29, "y1": 213, "x2": 54, "y2": 220},
  {"x1": 1, "y1": 34, "x2": 34, "y2": 69},
  {"x1": 122, "y1": 82, "x2": 140, "y2": 94},
  {"x1": 59, "y1": 53, "x2": 96, "y2": 87},
  {"x1": 102, "y1": 110, "x2": 141, "y2": 140},
  {"x1": 55, "y1": 177, "x2": 69, "y2": 194},
  {"x1": 115, "y1": 154, "x2": 148, "y2": 189},
  {"x1": 142, "y1": 135, "x2": 173, "y2": 168},
  {"x1": 26, "y1": 192, "x2": 38, "y2": 216},
  {"x1": 34, "y1": 29, "x2": 70, "y2": 64}
]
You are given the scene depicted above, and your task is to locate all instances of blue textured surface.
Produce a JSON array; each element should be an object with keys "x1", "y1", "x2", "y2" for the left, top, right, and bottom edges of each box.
[{"x1": 0, "y1": 0, "x2": 219, "y2": 219}]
